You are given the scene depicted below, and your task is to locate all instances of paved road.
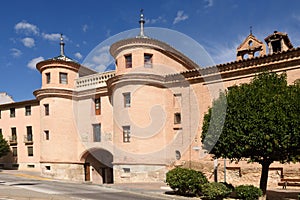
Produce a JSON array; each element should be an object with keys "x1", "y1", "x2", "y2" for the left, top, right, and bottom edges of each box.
[{"x1": 0, "y1": 172, "x2": 172, "y2": 200}]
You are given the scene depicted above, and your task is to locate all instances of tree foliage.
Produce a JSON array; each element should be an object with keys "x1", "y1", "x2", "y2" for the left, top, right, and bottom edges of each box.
[
  {"x1": 0, "y1": 134, "x2": 10, "y2": 158},
  {"x1": 201, "y1": 72, "x2": 300, "y2": 194}
]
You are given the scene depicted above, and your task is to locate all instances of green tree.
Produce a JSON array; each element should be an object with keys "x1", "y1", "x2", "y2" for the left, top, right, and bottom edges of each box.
[
  {"x1": 0, "y1": 134, "x2": 10, "y2": 158},
  {"x1": 201, "y1": 72, "x2": 300, "y2": 196}
]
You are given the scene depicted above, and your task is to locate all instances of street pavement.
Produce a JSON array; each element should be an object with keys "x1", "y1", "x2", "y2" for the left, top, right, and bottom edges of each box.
[{"x1": 0, "y1": 170, "x2": 192, "y2": 200}]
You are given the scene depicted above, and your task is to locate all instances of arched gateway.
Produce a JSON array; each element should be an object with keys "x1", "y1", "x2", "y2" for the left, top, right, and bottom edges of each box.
[{"x1": 80, "y1": 148, "x2": 113, "y2": 184}]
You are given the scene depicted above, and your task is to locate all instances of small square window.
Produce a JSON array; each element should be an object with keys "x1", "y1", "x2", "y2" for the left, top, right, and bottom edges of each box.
[
  {"x1": 123, "y1": 168, "x2": 130, "y2": 173},
  {"x1": 144, "y1": 53, "x2": 153, "y2": 68},
  {"x1": 28, "y1": 146, "x2": 33, "y2": 157},
  {"x1": 123, "y1": 93, "x2": 131, "y2": 108},
  {"x1": 59, "y1": 72, "x2": 68, "y2": 84},
  {"x1": 25, "y1": 106, "x2": 31, "y2": 116},
  {"x1": 125, "y1": 54, "x2": 132, "y2": 68},
  {"x1": 10, "y1": 108, "x2": 15, "y2": 118},
  {"x1": 123, "y1": 126, "x2": 130, "y2": 143},
  {"x1": 46, "y1": 73, "x2": 51, "y2": 84},
  {"x1": 45, "y1": 166, "x2": 51, "y2": 170},
  {"x1": 174, "y1": 113, "x2": 181, "y2": 124},
  {"x1": 44, "y1": 104, "x2": 49, "y2": 116}
]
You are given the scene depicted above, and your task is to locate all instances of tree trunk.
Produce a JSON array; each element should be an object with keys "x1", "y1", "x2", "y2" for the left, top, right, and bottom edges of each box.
[{"x1": 260, "y1": 160, "x2": 271, "y2": 197}]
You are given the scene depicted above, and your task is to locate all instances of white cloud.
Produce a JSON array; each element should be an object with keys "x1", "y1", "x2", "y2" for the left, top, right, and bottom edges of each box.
[
  {"x1": 10, "y1": 48, "x2": 22, "y2": 57},
  {"x1": 173, "y1": 11, "x2": 189, "y2": 25},
  {"x1": 145, "y1": 16, "x2": 166, "y2": 24},
  {"x1": 14, "y1": 21, "x2": 39, "y2": 35},
  {"x1": 42, "y1": 33, "x2": 61, "y2": 41},
  {"x1": 82, "y1": 24, "x2": 88, "y2": 32},
  {"x1": 74, "y1": 52, "x2": 83, "y2": 59},
  {"x1": 204, "y1": 0, "x2": 214, "y2": 8},
  {"x1": 205, "y1": 40, "x2": 241, "y2": 65},
  {"x1": 21, "y1": 37, "x2": 35, "y2": 48},
  {"x1": 27, "y1": 56, "x2": 44, "y2": 70}
]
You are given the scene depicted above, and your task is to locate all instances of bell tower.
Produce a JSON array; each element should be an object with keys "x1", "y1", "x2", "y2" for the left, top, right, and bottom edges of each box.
[
  {"x1": 264, "y1": 31, "x2": 293, "y2": 54},
  {"x1": 236, "y1": 28, "x2": 266, "y2": 61}
]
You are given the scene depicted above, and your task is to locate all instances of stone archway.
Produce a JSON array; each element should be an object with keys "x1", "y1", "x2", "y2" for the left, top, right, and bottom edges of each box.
[{"x1": 81, "y1": 148, "x2": 113, "y2": 184}]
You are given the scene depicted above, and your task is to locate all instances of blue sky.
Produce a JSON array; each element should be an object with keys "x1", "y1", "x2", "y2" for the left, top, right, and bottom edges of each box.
[{"x1": 1, "y1": 0, "x2": 300, "y2": 101}]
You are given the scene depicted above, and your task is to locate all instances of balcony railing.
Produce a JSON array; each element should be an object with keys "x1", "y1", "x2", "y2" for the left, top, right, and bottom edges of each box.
[
  {"x1": 24, "y1": 135, "x2": 33, "y2": 144},
  {"x1": 75, "y1": 71, "x2": 115, "y2": 91},
  {"x1": 9, "y1": 136, "x2": 17, "y2": 145}
]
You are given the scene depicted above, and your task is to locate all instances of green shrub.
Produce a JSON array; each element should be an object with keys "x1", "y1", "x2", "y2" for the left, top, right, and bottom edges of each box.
[
  {"x1": 219, "y1": 182, "x2": 235, "y2": 191},
  {"x1": 166, "y1": 167, "x2": 208, "y2": 196},
  {"x1": 201, "y1": 182, "x2": 232, "y2": 200},
  {"x1": 235, "y1": 185, "x2": 263, "y2": 200}
]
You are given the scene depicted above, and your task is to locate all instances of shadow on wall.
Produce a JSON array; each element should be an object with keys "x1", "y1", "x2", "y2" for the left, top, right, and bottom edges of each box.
[{"x1": 0, "y1": 149, "x2": 19, "y2": 170}]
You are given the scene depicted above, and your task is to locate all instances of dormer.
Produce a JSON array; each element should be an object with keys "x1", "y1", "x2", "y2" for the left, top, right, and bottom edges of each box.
[
  {"x1": 236, "y1": 33, "x2": 266, "y2": 61},
  {"x1": 264, "y1": 31, "x2": 293, "y2": 54}
]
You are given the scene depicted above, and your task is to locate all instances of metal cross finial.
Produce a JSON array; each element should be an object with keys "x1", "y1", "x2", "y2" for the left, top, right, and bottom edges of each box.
[
  {"x1": 137, "y1": 9, "x2": 147, "y2": 38},
  {"x1": 60, "y1": 33, "x2": 65, "y2": 56},
  {"x1": 250, "y1": 26, "x2": 253, "y2": 35}
]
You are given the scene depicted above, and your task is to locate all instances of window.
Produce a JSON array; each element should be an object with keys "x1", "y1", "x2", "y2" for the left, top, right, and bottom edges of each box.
[
  {"x1": 44, "y1": 104, "x2": 49, "y2": 116},
  {"x1": 11, "y1": 127, "x2": 17, "y2": 142},
  {"x1": 27, "y1": 146, "x2": 33, "y2": 157},
  {"x1": 0, "y1": 110, "x2": 1, "y2": 119},
  {"x1": 174, "y1": 113, "x2": 181, "y2": 124},
  {"x1": 123, "y1": 168, "x2": 130, "y2": 173},
  {"x1": 10, "y1": 108, "x2": 15, "y2": 118},
  {"x1": 26, "y1": 126, "x2": 33, "y2": 142},
  {"x1": 25, "y1": 106, "x2": 31, "y2": 116},
  {"x1": 93, "y1": 124, "x2": 101, "y2": 142},
  {"x1": 12, "y1": 147, "x2": 17, "y2": 157},
  {"x1": 46, "y1": 72, "x2": 51, "y2": 84},
  {"x1": 125, "y1": 54, "x2": 132, "y2": 68},
  {"x1": 144, "y1": 53, "x2": 153, "y2": 68},
  {"x1": 0, "y1": 128, "x2": 2, "y2": 136},
  {"x1": 27, "y1": 164, "x2": 35, "y2": 168},
  {"x1": 123, "y1": 93, "x2": 131, "y2": 108},
  {"x1": 95, "y1": 98, "x2": 101, "y2": 115},
  {"x1": 173, "y1": 93, "x2": 182, "y2": 108},
  {"x1": 44, "y1": 130, "x2": 49, "y2": 140},
  {"x1": 45, "y1": 166, "x2": 51, "y2": 170},
  {"x1": 271, "y1": 40, "x2": 281, "y2": 53},
  {"x1": 59, "y1": 72, "x2": 68, "y2": 84},
  {"x1": 123, "y1": 126, "x2": 130, "y2": 143}
]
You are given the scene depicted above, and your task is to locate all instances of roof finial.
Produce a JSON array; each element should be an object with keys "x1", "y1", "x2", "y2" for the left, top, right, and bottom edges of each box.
[
  {"x1": 60, "y1": 33, "x2": 65, "y2": 56},
  {"x1": 137, "y1": 9, "x2": 147, "y2": 38},
  {"x1": 250, "y1": 26, "x2": 253, "y2": 35}
]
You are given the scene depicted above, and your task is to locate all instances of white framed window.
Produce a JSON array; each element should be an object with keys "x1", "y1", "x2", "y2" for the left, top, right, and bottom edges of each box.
[
  {"x1": 25, "y1": 105, "x2": 31, "y2": 116},
  {"x1": 123, "y1": 126, "x2": 130, "y2": 143}
]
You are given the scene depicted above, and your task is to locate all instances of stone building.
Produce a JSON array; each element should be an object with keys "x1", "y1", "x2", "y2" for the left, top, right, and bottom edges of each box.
[{"x1": 0, "y1": 13, "x2": 299, "y2": 187}]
